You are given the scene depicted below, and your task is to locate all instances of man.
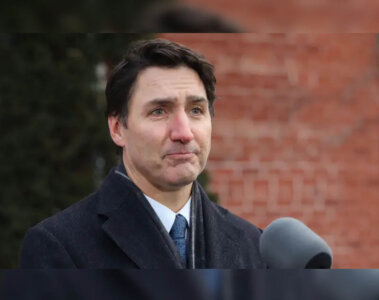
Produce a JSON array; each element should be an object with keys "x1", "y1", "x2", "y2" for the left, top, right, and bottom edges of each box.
[{"x1": 20, "y1": 39, "x2": 265, "y2": 269}]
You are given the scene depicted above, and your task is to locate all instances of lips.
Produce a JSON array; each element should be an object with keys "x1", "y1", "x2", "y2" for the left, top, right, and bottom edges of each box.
[
  {"x1": 165, "y1": 152, "x2": 195, "y2": 160},
  {"x1": 163, "y1": 144, "x2": 200, "y2": 160}
]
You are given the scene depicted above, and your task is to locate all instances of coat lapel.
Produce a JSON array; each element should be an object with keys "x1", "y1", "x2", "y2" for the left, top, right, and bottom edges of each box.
[{"x1": 97, "y1": 166, "x2": 183, "y2": 269}]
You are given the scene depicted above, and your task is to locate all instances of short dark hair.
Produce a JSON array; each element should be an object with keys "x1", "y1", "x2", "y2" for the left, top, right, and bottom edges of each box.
[{"x1": 105, "y1": 38, "x2": 216, "y2": 126}]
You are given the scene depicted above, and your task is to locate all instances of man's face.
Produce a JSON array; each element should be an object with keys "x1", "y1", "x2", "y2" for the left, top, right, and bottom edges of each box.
[{"x1": 118, "y1": 66, "x2": 212, "y2": 191}]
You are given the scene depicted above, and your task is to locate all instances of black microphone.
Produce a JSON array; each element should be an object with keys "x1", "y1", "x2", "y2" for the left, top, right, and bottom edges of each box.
[{"x1": 259, "y1": 217, "x2": 333, "y2": 269}]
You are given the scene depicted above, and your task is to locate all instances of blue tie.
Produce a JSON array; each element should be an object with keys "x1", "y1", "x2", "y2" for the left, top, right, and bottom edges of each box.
[{"x1": 170, "y1": 214, "x2": 188, "y2": 266}]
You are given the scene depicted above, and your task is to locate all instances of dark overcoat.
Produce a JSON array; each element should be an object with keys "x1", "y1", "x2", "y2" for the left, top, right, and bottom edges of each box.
[{"x1": 20, "y1": 164, "x2": 265, "y2": 269}]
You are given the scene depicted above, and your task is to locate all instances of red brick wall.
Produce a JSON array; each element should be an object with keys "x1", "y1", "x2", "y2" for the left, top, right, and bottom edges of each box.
[{"x1": 158, "y1": 34, "x2": 379, "y2": 268}]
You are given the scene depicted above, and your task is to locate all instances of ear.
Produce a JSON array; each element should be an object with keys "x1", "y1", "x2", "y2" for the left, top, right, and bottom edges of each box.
[{"x1": 108, "y1": 116, "x2": 126, "y2": 147}]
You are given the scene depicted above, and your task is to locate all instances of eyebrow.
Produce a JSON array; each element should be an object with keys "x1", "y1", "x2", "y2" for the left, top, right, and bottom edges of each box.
[
  {"x1": 144, "y1": 96, "x2": 208, "y2": 108},
  {"x1": 187, "y1": 95, "x2": 208, "y2": 104}
]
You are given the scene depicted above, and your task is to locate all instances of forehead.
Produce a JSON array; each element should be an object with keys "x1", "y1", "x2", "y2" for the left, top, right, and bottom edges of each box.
[{"x1": 130, "y1": 66, "x2": 207, "y2": 106}]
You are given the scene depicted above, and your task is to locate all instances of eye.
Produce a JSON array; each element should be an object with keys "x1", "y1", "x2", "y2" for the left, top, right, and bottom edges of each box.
[
  {"x1": 191, "y1": 107, "x2": 203, "y2": 115},
  {"x1": 151, "y1": 108, "x2": 165, "y2": 116}
]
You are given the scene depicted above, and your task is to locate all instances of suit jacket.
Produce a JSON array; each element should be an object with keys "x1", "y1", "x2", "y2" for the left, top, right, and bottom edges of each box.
[{"x1": 19, "y1": 164, "x2": 266, "y2": 269}]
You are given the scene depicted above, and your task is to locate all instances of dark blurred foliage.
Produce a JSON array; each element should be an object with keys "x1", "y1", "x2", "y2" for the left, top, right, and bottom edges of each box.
[
  {"x1": 134, "y1": 3, "x2": 243, "y2": 32},
  {"x1": 0, "y1": 34, "x2": 217, "y2": 268},
  {"x1": 0, "y1": 0, "x2": 243, "y2": 33},
  {"x1": 0, "y1": 34, "x2": 144, "y2": 267},
  {"x1": 0, "y1": 0, "x2": 173, "y2": 32}
]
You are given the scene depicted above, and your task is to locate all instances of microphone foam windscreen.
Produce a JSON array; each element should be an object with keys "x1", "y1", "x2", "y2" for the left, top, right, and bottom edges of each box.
[{"x1": 259, "y1": 217, "x2": 333, "y2": 269}]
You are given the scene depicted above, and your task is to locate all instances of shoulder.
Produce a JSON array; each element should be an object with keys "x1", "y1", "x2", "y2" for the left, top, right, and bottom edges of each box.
[
  {"x1": 19, "y1": 192, "x2": 100, "y2": 268},
  {"x1": 201, "y1": 197, "x2": 263, "y2": 249},
  {"x1": 200, "y1": 197, "x2": 266, "y2": 268},
  {"x1": 209, "y1": 200, "x2": 262, "y2": 236},
  {"x1": 34, "y1": 191, "x2": 100, "y2": 235}
]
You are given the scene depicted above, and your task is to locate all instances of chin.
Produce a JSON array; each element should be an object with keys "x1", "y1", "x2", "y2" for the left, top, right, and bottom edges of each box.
[{"x1": 165, "y1": 170, "x2": 198, "y2": 188}]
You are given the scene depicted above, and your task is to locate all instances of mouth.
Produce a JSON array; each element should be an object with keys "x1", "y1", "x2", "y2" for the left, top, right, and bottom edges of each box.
[{"x1": 165, "y1": 152, "x2": 195, "y2": 160}]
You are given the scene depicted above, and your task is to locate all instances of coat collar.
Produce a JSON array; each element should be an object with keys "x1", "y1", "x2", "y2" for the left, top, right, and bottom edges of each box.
[{"x1": 97, "y1": 164, "x2": 183, "y2": 269}]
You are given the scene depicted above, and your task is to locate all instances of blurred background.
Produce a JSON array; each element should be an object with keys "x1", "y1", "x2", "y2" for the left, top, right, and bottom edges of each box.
[
  {"x1": 1, "y1": 0, "x2": 379, "y2": 32},
  {"x1": 1, "y1": 33, "x2": 378, "y2": 268}
]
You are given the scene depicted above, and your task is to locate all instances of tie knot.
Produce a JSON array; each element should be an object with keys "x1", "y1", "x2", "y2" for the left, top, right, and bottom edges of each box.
[{"x1": 170, "y1": 214, "x2": 187, "y2": 239}]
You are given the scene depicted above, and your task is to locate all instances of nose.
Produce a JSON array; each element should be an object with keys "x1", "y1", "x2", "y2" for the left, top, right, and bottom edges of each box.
[{"x1": 169, "y1": 110, "x2": 194, "y2": 144}]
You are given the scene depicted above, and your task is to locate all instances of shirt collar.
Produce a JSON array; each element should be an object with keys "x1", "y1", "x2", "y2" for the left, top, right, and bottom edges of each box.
[{"x1": 144, "y1": 195, "x2": 191, "y2": 233}]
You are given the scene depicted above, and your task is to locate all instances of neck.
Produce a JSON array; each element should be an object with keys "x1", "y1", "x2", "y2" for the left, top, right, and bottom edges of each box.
[
  {"x1": 144, "y1": 186, "x2": 192, "y2": 213},
  {"x1": 123, "y1": 162, "x2": 192, "y2": 213}
]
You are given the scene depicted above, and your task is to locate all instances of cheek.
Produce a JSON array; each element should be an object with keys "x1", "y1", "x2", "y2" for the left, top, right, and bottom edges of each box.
[
  {"x1": 130, "y1": 128, "x2": 165, "y2": 158},
  {"x1": 198, "y1": 124, "x2": 212, "y2": 149},
  {"x1": 194, "y1": 127, "x2": 212, "y2": 163}
]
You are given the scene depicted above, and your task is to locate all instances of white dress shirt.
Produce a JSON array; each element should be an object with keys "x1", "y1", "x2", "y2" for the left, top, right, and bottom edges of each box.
[{"x1": 144, "y1": 194, "x2": 191, "y2": 234}]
